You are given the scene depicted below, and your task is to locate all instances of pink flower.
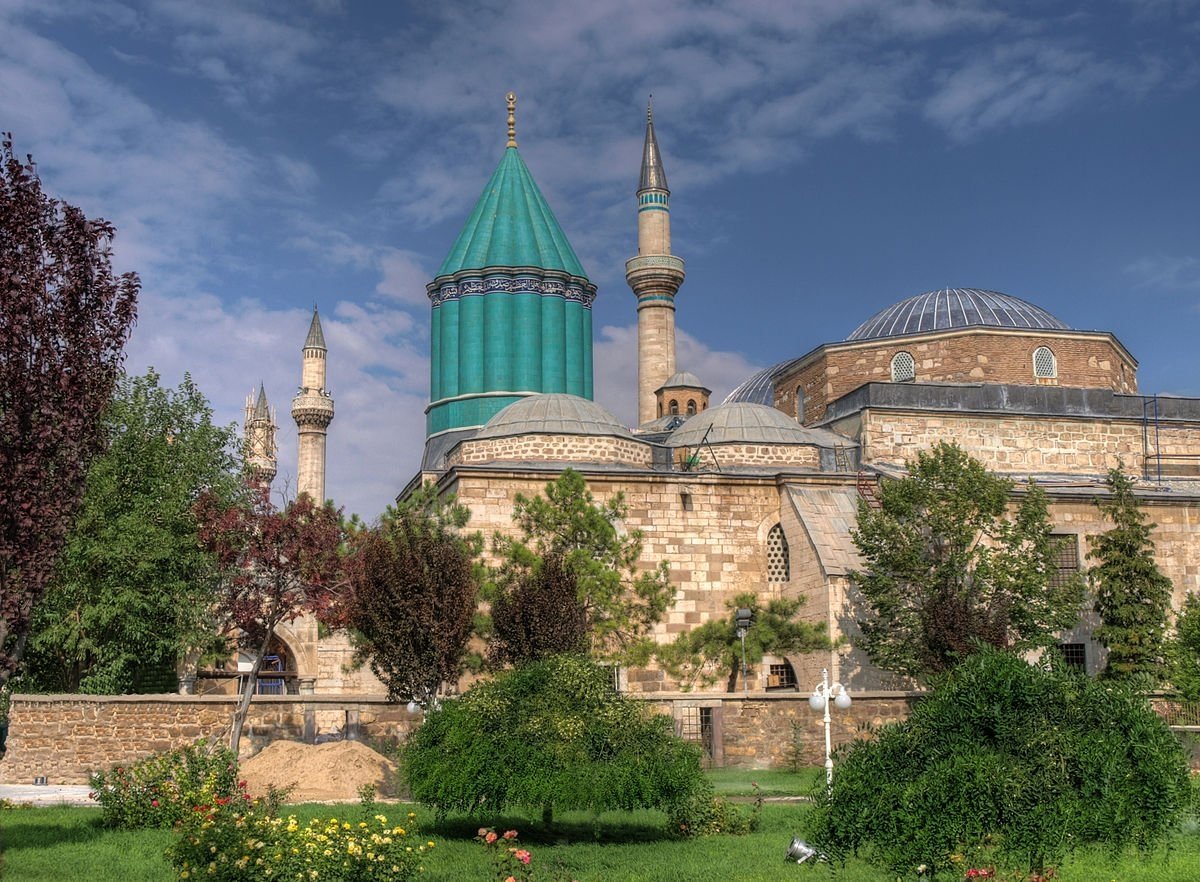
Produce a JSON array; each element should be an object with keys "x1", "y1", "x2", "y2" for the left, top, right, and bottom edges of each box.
[
  {"x1": 485, "y1": 832, "x2": 498, "y2": 844},
  {"x1": 503, "y1": 829, "x2": 518, "y2": 840},
  {"x1": 514, "y1": 849, "x2": 531, "y2": 865},
  {"x1": 151, "y1": 799, "x2": 159, "y2": 807},
  {"x1": 504, "y1": 877, "x2": 516, "y2": 882},
  {"x1": 478, "y1": 828, "x2": 489, "y2": 837}
]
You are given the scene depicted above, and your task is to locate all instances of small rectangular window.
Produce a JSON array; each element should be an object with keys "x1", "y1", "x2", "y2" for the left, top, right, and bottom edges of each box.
[
  {"x1": 1049, "y1": 534, "x2": 1080, "y2": 589},
  {"x1": 1057, "y1": 643, "x2": 1086, "y2": 670}
]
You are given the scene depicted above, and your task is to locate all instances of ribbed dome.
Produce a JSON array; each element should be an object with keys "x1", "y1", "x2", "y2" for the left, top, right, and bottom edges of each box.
[
  {"x1": 723, "y1": 359, "x2": 801, "y2": 406},
  {"x1": 474, "y1": 394, "x2": 632, "y2": 439},
  {"x1": 847, "y1": 288, "x2": 1069, "y2": 341},
  {"x1": 668, "y1": 402, "x2": 817, "y2": 447},
  {"x1": 436, "y1": 148, "x2": 589, "y2": 279}
]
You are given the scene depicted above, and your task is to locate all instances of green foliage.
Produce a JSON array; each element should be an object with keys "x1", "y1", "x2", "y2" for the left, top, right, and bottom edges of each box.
[
  {"x1": 669, "y1": 780, "x2": 762, "y2": 838},
  {"x1": 404, "y1": 655, "x2": 706, "y2": 827},
  {"x1": 347, "y1": 484, "x2": 482, "y2": 703},
  {"x1": 1089, "y1": 469, "x2": 1174, "y2": 684},
  {"x1": 852, "y1": 442, "x2": 1085, "y2": 681},
  {"x1": 656, "y1": 592, "x2": 829, "y2": 692},
  {"x1": 1169, "y1": 592, "x2": 1200, "y2": 700},
  {"x1": 89, "y1": 738, "x2": 239, "y2": 830},
  {"x1": 22, "y1": 370, "x2": 241, "y2": 694},
  {"x1": 804, "y1": 648, "x2": 1191, "y2": 879},
  {"x1": 166, "y1": 796, "x2": 429, "y2": 881},
  {"x1": 489, "y1": 469, "x2": 671, "y2": 663}
]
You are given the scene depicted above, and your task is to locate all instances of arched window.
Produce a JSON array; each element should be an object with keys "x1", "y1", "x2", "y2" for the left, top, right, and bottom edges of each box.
[
  {"x1": 767, "y1": 523, "x2": 790, "y2": 583},
  {"x1": 669, "y1": 399, "x2": 679, "y2": 415},
  {"x1": 890, "y1": 351, "x2": 916, "y2": 383},
  {"x1": 686, "y1": 399, "x2": 697, "y2": 416},
  {"x1": 1033, "y1": 346, "x2": 1057, "y2": 379},
  {"x1": 795, "y1": 386, "x2": 806, "y2": 423}
]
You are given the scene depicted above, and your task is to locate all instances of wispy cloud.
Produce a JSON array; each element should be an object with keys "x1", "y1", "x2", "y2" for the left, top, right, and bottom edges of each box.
[{"x1": 1126, "y1": 255, "x2": 1200, "y2": 290}]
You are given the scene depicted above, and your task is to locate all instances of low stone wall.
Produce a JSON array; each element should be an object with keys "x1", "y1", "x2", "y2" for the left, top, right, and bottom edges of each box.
[
  {"x1": 1, "y1": 691, "x2": 918, "y2": 784},
  {"x1": 0, "y1": 694, "x2": 420, "y2": 785}
]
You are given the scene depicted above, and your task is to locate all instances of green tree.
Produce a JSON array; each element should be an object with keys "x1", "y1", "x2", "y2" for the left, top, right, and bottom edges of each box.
[
  {"x1": 490, "y1": 469, "x2": 671, "y2": 662},
  {"x1": 1089, "y1": 468, "x2": 1174, "y2": 683},
  {"x1": 1168, "y1": 592, "x2": 1200, "y2": 700},
  {"x1": 22, "y1": 370, "x2": 240, "y2": 694},
  {"x1": 656, "y1": 592, "x2": 829, "y2": 692},
  {"x1": 805, "y1": 649, "x2": 1190, "y2": 879},
  {"x1": 404, "y1": 655, "x2": 706, "y2": 828},
  {"x1": 852, "y1": 442, "x2": 1083, "y2": 681},
  {"x1": 345, "y1": 484, "x2": 482, "y2": 704}
]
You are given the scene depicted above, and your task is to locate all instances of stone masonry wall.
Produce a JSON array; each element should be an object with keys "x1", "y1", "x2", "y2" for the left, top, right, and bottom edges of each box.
[
  {"x1": 775, "y1": 330, "x2": 1135, "y2": 425},
  {"x1": 449, "y1": 434, "x2": 653, "y2": 468},
  {"x1": 1, "y1": 694, "x2": 422, "y2": 785},
  {"x1": 676, "y1": 442, "x2": 821, "y2": 469},
  {"x1": 3, "y1": 691, "x2": 916, "y2": 783},
  {"x1": 861, "y1": 410, "x2": 1198, "y2": 476}
]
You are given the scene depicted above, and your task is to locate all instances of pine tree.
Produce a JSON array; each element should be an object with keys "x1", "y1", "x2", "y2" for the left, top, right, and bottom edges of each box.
[{"x1": 1088, "y1": 469, "x2": 1174, "y2": 683}]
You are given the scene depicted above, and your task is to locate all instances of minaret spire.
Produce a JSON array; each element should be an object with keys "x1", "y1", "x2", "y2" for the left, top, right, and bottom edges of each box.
[
  {"x1": 291, "y1": 307, "x2": 334, "y2": 501},
  {"x1": 626, "y1": 99, "x2": 685, "y2": 425},
  {"x1": 244, "y1": 383, "x2": 277, "y2": 490}
]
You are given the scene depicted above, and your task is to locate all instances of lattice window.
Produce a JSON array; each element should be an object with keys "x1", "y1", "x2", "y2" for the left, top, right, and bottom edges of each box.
[
  {"x1": 1033, "y1": 346, "x2": 1057, "y2": 379},
  {"x1": 1048, "y1": 533, "x2": 1080, "y2": 589},
  {"x1": 767, "y1": 523, "x2": 790, "y2": 583},
  {"x1": 891, "y1": 351, "x2": 916, "y2": 382},
  {"x1": 1057, "y1": 643, "x2": 1086, "y2": 671},
  {"x1": 674, "y1": 705, "x2": 715, "y2": 763},
  {"x1": 767, "y1": 661, "x2": 797, "y2": 690}
]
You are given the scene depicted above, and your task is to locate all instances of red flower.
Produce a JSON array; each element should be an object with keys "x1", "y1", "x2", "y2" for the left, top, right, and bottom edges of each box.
[{"x1": 151, "y1": 799, "x2": 159, "y2": 807}]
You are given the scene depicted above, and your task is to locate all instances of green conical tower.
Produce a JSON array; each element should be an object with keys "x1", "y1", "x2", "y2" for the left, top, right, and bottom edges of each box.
[{"x1": 426, "y1": 93, "x2": 597, "y2": 437}]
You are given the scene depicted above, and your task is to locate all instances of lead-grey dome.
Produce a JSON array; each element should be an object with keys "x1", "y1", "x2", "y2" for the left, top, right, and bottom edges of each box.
[
  {"x1": 657, "y1": 370, "x2": 709, "y2": 391},
  {"x1": 668, "y1": 402, "x2": 825, "y2": 447},
  {"x1": 475, "y1": 394, "x2": 632, "y2": 439},
  {"x1": 847, "y1": 288, "x2": 1070, "y2": 341}
]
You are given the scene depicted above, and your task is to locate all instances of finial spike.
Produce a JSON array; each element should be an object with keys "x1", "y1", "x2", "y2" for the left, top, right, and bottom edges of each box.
[
  {"x1": 648, "y1": 94, "x2": 653, "y2": 123},
  {"x1": 506, "y1": 91, "x2": 517, "y2": 148}
]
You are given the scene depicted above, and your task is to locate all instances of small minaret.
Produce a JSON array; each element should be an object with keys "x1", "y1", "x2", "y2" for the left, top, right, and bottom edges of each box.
[
  {"x1": 291, "y1": 308, "x2": 334, "y2": 502},
  {"x1": 625, "y1": 98, "x2": 686, "y2": 426},
  {"x1": 243, "y1": 383, "x2": 277, "y2": 489}
]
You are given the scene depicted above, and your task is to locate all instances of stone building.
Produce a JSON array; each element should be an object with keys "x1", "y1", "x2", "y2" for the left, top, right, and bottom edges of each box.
[{"x1": 252, "y1": 95, "x2": 1200, "y2": 699}]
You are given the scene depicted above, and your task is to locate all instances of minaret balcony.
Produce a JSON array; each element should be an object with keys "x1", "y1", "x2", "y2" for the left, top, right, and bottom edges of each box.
[
  {"x1": 625, "y1": 254, "x2": 685, "y2": 296},
  {"x1": 291, "y1": 391, "x2": 334, "y2": 428}
]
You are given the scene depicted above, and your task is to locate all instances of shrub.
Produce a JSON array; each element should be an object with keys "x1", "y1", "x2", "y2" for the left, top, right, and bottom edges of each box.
[
  {"x1": 804, "y1": 648, "x2": 1191, "y2": 879},
  {"x1": 166, "y1": 793, "x2": 430, "y2": 881},
  {"x1": 670, "y1": 781, "x2": 762, "y2": 838},
  {"x1": 404, "y1": 655, "x2": 706, "y2": 828},
  {"x1": 90, "y1": 738, "x2": 239, "y2": 829}
]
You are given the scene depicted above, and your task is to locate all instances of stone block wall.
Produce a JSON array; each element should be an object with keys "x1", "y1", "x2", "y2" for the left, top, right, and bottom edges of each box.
[
  {"x1": 449, "y1": 433, "x2": 653, "y2": 468},
  {"x1": 775, "y1": 330, "x2": 1135, "y2": 424},
  {"x1": 677, "y1": 442, "x2": 821, "y2": 469},
  {"x1": 2, "y1": 691, "x2": 916, "y2": 784},
  {"x1": 860, "y1": 410, "x2": 1200, "y2": 477},
  {"x1": 1, "y1": 694, "x2": 420, "y2": 785}
]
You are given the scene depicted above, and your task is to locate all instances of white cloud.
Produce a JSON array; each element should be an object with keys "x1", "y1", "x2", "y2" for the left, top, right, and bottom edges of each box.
[
  {"x1": 593, "y1": 323, "x2": 760, "y2": 427},
  {"x1": 1126, "y1": 255, "x2": 1200, "y2": 290}
]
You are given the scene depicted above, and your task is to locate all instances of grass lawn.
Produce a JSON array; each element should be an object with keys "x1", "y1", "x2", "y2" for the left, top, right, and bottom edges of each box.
[{"x1": 4, "y1": 798, "x2": 1200, "y2": 881}]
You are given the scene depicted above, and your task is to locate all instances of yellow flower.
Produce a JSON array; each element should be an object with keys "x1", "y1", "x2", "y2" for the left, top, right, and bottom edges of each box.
[{"x1": 427, "y1": 841, "x2": 435, "y2": 848}]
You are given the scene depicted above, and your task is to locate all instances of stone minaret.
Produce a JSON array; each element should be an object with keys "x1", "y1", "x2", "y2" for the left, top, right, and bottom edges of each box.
[
  {"x1": 291, "y1": 308, "x2": 334, "y2": 502},
  {"x1": 625, "y1": 99, "x2": 685, "y2": 426},
  {"x1": 243, "y1": 383, "x2": 278, "y2": 490}
]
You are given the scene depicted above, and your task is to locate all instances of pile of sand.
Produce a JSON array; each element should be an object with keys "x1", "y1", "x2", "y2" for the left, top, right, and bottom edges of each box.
[{"x1": 240, "y1": 740, "x2": 397, "y2": 803}]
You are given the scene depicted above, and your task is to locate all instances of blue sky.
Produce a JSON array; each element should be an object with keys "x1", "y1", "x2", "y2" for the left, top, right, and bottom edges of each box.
[{"x1": 3, "y1": 0, "x2": 1198, "y2": 519}]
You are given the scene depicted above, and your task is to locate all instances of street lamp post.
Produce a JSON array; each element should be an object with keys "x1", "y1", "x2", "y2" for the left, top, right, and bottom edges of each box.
[
  {"x1": 809, "y1": 667, "x2": 852, "y2": 790},
  {"x1": 735, "y1": 607, "x2": 753, "y2": 697}
]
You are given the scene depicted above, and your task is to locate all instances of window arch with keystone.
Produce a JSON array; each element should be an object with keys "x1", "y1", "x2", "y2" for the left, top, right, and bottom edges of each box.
[
  {"x1": 1033, "y1": 346, "x2": 1057, "y2": 380},
  {"x1": 766, "y1": 523, "x2": 790, "y2": 583},
  {"x1": 890, "y1": 351, "x2": 916, "y2": 383}
]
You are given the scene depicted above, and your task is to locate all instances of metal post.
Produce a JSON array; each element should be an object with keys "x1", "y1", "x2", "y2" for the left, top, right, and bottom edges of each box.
[
  {"x1": 821, "y1": 668, "x2": 833, "y2": 790},
  {"x1": 740, "y1": 631, "x2": 749, "y2": 698}
]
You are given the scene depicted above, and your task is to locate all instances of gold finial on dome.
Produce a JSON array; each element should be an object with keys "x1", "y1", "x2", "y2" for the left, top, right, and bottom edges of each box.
[{"x1": 506, "y1": 91, "x2": 517, "y2": 148}]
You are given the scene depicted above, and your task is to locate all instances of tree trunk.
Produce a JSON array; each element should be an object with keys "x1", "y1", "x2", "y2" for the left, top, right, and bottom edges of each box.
[
  {"x1": 726, "y1": 660, "x2": 739, "y2": 693},
  {"x1": 542, "y1": 804, "x2": 553, "y2": 828},
  {"x1": 230, "y1": 629, "x2": 272, "y2": 756}
]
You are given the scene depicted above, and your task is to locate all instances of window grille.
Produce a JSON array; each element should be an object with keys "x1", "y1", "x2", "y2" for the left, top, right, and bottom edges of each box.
[
  {"x1": 890, "y1": 351, "x2": 915, "y2": 382},
  {"x1": 1033, "y1": 346, "x2": 1057, "y2": 379},
  {"x1": 1048, "y1": 533, "x2": 1080, "y2": 589},
  {"x1": 1057, "y1": 643, "x2": 1086, "y2": 670},
  {"x1": 767, "y1": 662, "x2": 797, "y2": 690},
  {"x1": 674, "y1": 705, "x2": 715, "y2": 763},
  {"x1": 767, "y1": 523, "x2": 790, "y2": 583}
]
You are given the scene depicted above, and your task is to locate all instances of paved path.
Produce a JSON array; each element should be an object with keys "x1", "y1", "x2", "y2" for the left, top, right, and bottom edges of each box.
[{"x1": 0, "y1": 784, "x2": 95, "y2": 807}]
